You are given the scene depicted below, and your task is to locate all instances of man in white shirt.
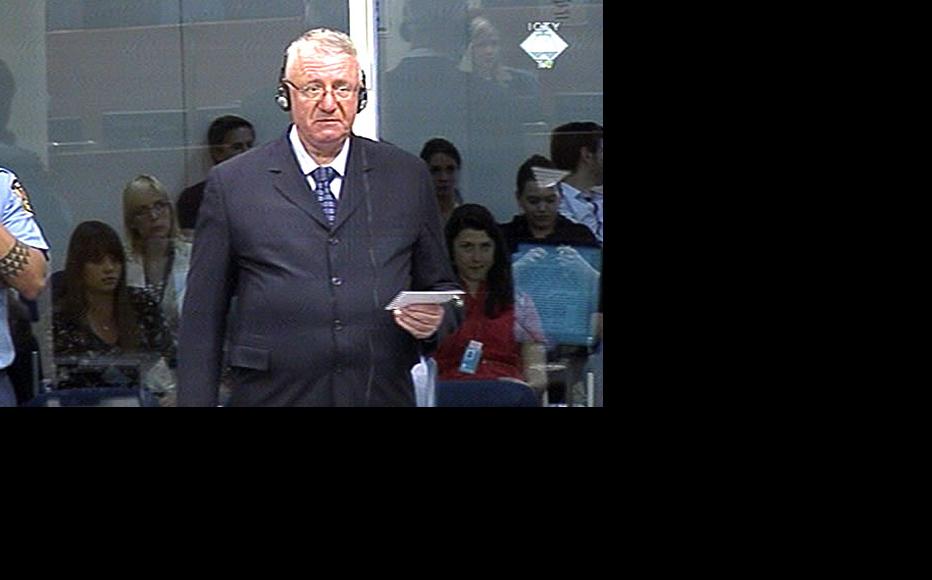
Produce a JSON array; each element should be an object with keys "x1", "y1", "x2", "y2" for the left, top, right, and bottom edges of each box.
[{"x1": 550, "y1": 122, "x2": 603, "y2": 244}]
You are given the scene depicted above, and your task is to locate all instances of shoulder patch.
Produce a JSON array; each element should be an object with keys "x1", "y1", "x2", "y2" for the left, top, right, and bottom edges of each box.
[{"x1": 11, "y1": 179, "x2": 36, "y2": 215}]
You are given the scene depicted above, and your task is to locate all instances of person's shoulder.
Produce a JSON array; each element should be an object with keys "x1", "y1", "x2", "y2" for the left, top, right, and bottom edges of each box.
[
  {"x1": 564, "y1": 218, "x2": 595, "y2": 234},
  {"x1": 213, "y1": 133, "x2": 286, "y2": 175},
  {"x1": 504, "y1": 66, "x2": 539, "y2": 86},
  {"x1": 0, "y1": 167, "x2": 13, "y2": 188},
  {"x1": 499, "y1": 215, "x2": 523, "y2": 233},
  {"x1": 353, "y1": 135, "x2": 426, "y2": 172},
  {"x1": 0, "y1": 168, "x2": 24, "y2": 206},
  {"x1": 572, "y1": 225, "x2": 599, "y2": 245},
  {"x1": 178, "y1": 180, "x2": 206, "y2": 198},
  {"x1": 505, "y1": 65, "x2": 538, "y2": 81},
  {"x1": 557, "y1": 215, "x2": 598, "y2": 241}
]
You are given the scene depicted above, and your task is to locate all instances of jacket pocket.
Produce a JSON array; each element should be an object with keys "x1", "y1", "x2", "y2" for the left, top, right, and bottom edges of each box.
[{"x1": 227, "y1": 344, "x2": 270, "y2": 371}]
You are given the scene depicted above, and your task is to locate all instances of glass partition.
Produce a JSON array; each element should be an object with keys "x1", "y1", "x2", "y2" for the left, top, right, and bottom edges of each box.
[
  {"x1": 376, "y1": 0, "x2": 603, "y2": 405},
  {"x1": 376, "y1": 0, "x2": 603, "y2": 220},
  {"x1": 1, "y1": 0, "x2": 601, "y2": 406}
]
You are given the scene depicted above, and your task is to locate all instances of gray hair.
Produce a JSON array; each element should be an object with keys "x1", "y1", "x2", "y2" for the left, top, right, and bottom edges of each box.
[{"x1": 284, "y1": 28, "x2": 359, "y2": 79}]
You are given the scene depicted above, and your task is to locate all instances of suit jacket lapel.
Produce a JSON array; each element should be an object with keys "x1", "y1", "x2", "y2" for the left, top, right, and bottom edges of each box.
[
  {"x1": 268, "y1": 133, "x2": 330, "y2": 228},
  {"x1": 332, "y1": 136, "x2": 372, "y2": 232}
]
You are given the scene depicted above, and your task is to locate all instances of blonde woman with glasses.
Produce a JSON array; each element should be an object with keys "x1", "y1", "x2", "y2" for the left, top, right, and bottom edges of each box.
[{"x1": 121, "y1": 174, "x2": 191, "y2": 340}]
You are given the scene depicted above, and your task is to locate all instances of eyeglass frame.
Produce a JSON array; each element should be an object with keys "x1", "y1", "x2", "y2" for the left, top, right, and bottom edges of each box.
[
  {"x1": 281, "y1": 79, "x2": 358, "y2": 103},
  {"x1": 131, "y1": 200, "x2": 172, "y2": 221}
]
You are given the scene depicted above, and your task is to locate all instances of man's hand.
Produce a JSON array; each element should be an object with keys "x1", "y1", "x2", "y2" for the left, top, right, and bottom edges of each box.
[{"x1": 393, "y1": 303, "x2": 445, "y2": 339}]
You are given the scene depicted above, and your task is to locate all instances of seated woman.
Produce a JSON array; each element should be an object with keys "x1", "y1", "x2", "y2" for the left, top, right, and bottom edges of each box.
[
  {"x1": 499, "y1": 154, "x2": 598, "y2": 255},
  {"x1": 435, "y1": 204, "x2": 547, "y2": 394},
  {"x1": 503, "y1": 155, "x2": 602, "y2": 405},
  {"x1": 121, "y1": 174, "x2": 191, "y2": 337},
  {"x1": 52, "y1": 221, "x2": 174, "y2": 400}
]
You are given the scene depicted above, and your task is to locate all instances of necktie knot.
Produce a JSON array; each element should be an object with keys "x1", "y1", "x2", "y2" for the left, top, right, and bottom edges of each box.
[{"x1": 312, "y1": 166, "x2": 337, "y2": 187}]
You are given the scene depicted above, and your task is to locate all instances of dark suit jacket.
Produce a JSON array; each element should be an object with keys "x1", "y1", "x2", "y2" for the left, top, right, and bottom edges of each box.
[
  {"x1": 175, "y1": 180, "x2": 206, "y2": 230},
  {"x1": 381, "y1": 55, "x2": 469, "y2": 156},
  {"x1": 177, "y1": 131, "x2": 460, "y2": 406}
]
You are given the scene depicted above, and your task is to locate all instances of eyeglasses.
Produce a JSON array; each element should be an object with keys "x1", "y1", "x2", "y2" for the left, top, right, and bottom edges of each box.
[
  {"x1": 132, "y1": 200, "x2": 171, "y2": 220},
  {"x1": 282, "y1": 79, "x2": 356, "y2": 102}
]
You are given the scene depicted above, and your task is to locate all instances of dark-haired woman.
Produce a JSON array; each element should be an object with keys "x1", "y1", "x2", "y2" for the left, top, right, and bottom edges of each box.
[
  {"x1": 52, "y1": 221, "x2": 174, "y2": 399},
  {"x1": 435, "y1": 204, "x2": 546, "y2": 392}
]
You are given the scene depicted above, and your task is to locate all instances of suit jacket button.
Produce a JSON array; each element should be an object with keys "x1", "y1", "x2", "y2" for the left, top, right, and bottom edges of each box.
[
  {"x1": 334, "y1": 319, "x2": 344, "y2": 331},
  {"x1": 328, "y1": 237, "x2": 339, "y2": 245},
  {"x1": 331, "y1": 276, "x2": 343, "y2": 286}
]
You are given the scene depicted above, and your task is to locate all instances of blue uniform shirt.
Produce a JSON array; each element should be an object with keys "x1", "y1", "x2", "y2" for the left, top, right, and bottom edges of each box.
[{"x1": 1, "y1": 167, "x2": 50, "y2": 369}]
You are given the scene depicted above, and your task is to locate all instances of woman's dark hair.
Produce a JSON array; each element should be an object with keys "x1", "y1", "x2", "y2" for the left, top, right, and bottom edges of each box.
[
  {"x1": 56, "y1": 221, "x2": 141, "y2": 350},
  {"x1": 419, "y1": 137, "x2": 462, "y2": 168},
  {"x1": 444, "y1": 204, "x2": 512, "y2": 317},
  {"x1": 515, "y1": 154, "x2": 555, "y2": 197}
]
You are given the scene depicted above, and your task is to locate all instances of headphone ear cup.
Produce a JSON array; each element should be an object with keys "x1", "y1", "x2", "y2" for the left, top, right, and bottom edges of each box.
[
  {"x1": 357, "y1": 85, "x2": 368, "y2": 113},
  {"x1": 356, "y1": 69, "x2": 368, "y2": 113},
  {"x1": 275, "y1": 85, "x2": 290, "y2": 111}
]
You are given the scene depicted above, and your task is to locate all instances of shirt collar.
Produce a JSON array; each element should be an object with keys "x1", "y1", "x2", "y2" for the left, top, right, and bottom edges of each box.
[
  {"x1": 560, "y1": 181, "x2": 602, "y2": 202},
  {"x1": 288, "y1": 124, "x2": 350, "y2": 178}
]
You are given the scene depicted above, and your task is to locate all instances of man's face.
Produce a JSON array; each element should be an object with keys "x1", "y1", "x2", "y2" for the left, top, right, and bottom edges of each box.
[
  {"x1": 287, "y1": 49, "x2": 360, "y2": 153},
  {"x1": 427, "y1": 152, "x2": 459, "y2": 200},
  {"x1": 518, "y1": 181, "x2": 559, "y2": 233},
  {"x1": 210, "y1": 126, "x2": 255, "y2": 165},
  {"x1": 592, "y1": 138, "x2": 603, "y2": 185}
]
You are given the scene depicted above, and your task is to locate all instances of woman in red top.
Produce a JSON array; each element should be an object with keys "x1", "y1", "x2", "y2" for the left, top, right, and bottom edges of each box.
[{"x1": 435, "y1": 204, "x2": 546, "y2": 392}]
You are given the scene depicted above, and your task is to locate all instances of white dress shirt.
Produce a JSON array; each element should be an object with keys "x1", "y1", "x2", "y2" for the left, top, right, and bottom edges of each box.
[
  {"x1": 288, "y1": 124, "x2": 351, "y2": 199},
  {"x1": 558, "y1": 181, "x2": 603, "y2": 244}
]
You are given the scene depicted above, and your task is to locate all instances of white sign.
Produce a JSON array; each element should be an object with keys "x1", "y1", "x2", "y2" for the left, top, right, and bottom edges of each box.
[
  {"x1": 531, "y1": 166, "x2": 571, "y2": 189},
  {"x1": 520, "y1": 25, "x2": 569, "y2": 69}
]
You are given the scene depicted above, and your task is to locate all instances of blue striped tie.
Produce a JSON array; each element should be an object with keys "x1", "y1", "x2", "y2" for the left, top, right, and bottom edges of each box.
[{"x1": 311, "y1": 166, "x2": 338, "y2": 225}]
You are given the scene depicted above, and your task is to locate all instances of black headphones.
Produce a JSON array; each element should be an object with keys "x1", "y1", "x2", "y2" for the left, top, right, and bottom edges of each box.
[{"x1": 275, "y1": 52, "x2": 368, "y2": 113}]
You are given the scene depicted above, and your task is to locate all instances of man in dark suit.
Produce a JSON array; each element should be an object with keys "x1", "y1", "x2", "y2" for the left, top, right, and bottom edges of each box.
[{"x1": 177, "y1": 28, "x2": 460, "y2": 406}]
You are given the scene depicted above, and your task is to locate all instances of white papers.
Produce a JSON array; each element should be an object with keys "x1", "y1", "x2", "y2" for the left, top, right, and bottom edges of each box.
[
  {"x1": 385, "y1": 290, "x2": 465, "y2": 310},
  {"x1": 411, "y1": 356, "x2": 438, "y2": 407},
  {"x1": 531, "y1": 166, "x2": 571, "y2": 188}
]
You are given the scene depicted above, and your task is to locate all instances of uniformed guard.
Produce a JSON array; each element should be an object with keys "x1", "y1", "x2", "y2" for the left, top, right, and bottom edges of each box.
[{"x1": 0, "y1": 167, "x2": 50, "y2": 406}]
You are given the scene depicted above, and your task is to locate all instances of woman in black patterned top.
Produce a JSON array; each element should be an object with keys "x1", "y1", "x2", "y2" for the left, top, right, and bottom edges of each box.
[{"x1": 52, "y1": 221, "x2": 174, "y2": 389}]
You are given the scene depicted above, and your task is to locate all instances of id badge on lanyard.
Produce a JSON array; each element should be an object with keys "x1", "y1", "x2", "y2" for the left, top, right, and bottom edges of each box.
[{"x1": 459, "y1": 340, "x2": 483, "y2": 374}]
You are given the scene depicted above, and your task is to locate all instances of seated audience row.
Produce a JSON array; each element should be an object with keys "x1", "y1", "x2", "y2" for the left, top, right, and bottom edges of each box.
[{"x1": 8, "y1": 118, "x2": 602, "y2": 406}]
